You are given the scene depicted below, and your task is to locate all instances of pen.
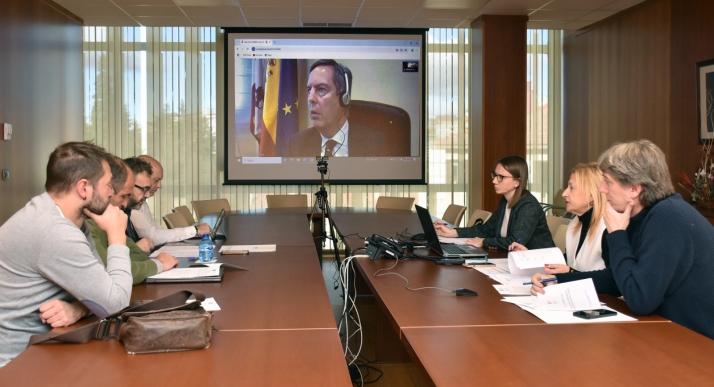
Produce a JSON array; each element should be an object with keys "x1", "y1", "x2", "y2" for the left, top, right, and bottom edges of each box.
[
  {"x1": 188, "y1": 257, "x2": 197, "y2": 261},
  {"x1": 523, "y1": 277, "x2": 558, "y2": 285},
  {"x1": 509, "y1": 238, "x2": 523, "y2": 251}
]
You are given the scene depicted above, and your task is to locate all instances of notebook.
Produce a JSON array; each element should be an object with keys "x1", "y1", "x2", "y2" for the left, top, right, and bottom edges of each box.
[
  {"x1": 146, "y1": 257, "x2": 249, "y2": 283},
  {"x1": 414, "y1": 205, "x2": 488, "y2": 258}
]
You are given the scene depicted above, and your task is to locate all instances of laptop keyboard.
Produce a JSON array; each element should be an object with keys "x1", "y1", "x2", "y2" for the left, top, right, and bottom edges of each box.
[{"x1": 441, "y1": 244, "x2": 474, "y2": 255}]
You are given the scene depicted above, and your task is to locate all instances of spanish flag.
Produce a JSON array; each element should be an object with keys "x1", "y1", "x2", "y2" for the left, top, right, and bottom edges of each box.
[{"x1": 259, "y1": 59, "x2": 299, "y2": 156}]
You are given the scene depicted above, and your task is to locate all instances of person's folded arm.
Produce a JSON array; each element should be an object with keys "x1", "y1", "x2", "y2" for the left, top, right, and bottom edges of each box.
[
  {"x1": 607, "y1": 209, "x2": 694, "y2": 315},
  {"x1": 38, "y1": 222, "x2": 132, "y2": 318}
]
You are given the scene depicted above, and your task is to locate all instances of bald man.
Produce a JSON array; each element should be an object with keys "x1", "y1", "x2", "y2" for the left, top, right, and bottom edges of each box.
[{"x1": 129, "y1": 155, "x2": 211, "y2": 245}]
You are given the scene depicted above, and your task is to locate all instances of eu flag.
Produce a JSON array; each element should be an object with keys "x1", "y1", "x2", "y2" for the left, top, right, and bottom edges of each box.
[{"x1": 259, "y1": 59, "x2": 299, "y2": 157}]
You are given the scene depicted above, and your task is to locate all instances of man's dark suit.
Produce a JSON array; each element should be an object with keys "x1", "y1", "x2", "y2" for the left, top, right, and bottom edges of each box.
[{"x1": 288, "y1": 122, "x2": 386, "y2": 157}]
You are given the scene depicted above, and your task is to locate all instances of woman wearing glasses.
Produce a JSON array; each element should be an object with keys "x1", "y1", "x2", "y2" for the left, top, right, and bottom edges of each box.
[
  {"x1": 510, "y1": 163, "x2": 609, "y2": 274},
  {"x1": 434, "y1": 155, "x2": 554, "y2": 250}
]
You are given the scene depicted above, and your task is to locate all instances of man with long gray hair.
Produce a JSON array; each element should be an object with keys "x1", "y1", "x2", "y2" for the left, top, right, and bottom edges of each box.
[{"x1": 531, "y1": 139, "x2": 714, "y2": 339}]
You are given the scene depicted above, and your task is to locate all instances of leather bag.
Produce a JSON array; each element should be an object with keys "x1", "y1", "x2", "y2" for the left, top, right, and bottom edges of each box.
[{"x1": 29, "y1": 290, "x2": 213, "y2": 354}]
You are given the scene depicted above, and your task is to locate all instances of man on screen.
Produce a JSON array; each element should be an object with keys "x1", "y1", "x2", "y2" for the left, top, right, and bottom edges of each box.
[{"x1": 288, "y1": 59, "x2": 386, "y2": 157}]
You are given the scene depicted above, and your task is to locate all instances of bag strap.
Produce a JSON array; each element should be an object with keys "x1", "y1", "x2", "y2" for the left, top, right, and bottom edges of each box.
[{"x1": 28, "y1": 290, "x2": 205, "y2": 346}]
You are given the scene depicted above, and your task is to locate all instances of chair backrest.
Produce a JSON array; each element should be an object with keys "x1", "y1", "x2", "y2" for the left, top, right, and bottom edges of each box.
[
  {"x1": 266, "y1": 194, "x2": 309, "y2": 208},
  {"x1": 552, "y1": 223, "x2": 569, "y2": 254},
  {"x1": 442, "y1": 204, "x2": 467, "y2": 227},
  {"x1": 551, "y1": 188, "x2": 567, "y2": 217},
  {"x1": 546, "y1": 215, "x2": 571, "y2": 241},
  {"x1": 173, "y1": 205, "x2": 195, "y2": 224},
  {"x1": 191, "y1": 198, "x2": 231, "y2": 219},
  {"x1": 375, "y1": 196, "x2": 415, "y2": 210},
  {"x1": 349, "y1": 100, "x2": 411, "y2": 156},
  {"x1": 467, "y1": 209, "x2": 493, "y2": 227},
  {"x1": 163, "y1": 212, "x2": 191, "y2": 229}
]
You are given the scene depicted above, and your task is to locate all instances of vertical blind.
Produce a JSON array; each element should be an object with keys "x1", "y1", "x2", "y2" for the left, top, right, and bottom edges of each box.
[
  {"x1": 526, "y1": 29, "x2": 563, "y2": 204},
  {"x1": 83, "y1": 27, "x2": 559, "y2": 225}
]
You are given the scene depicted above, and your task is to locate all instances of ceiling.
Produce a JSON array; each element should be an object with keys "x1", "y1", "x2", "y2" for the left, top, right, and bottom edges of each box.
[{"x1": 54, "y1": 0, "x2": 645, "y2": 30}]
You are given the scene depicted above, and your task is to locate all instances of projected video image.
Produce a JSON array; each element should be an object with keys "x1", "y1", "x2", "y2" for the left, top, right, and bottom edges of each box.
[{"x1": 234, "y1": 59, "x2": 419, "y2": 158}]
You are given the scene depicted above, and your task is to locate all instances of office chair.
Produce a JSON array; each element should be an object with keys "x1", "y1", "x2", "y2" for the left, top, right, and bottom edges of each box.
[
  {"x1": 442, "y1": 204, "x2": 467, "y2": 227},
  {"x1": 192, "y1": 198, "x2": 231, "y2": 219},
  {"x1": 467, "y1": 209, "x2": 493, "y2": 227},
  {"x1": 375, "y1": 196, "x2": 415, "y2": 210},
  {"x1": 173, "y1": 205, "x2": 195, "y2": 224},
  {"x1": 546, "y1": 216, "x2": 571, "y2": 245},
  {"x1": 163, "y1": 212, "x2": 191, "y2": 229}
]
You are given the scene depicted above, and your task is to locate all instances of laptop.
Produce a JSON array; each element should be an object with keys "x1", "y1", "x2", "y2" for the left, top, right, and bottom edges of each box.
[
  {"x1": 414, "y1": 205, "x2": 488, "y2": 258},
  {"x1": 209, "y1": 209, "x2": 227, "y2": 240},
  {"x1": 188, "y1": 209, "x2": 227, "y2": 241}
]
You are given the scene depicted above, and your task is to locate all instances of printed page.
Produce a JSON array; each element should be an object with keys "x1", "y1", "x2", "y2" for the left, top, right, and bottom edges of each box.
[
  {"x1": 148, "y1": 266, "x2": 220, "y2": 279},
  {"x1": 493, "y1": 285, "x2": 532, "y2": 295},
  {"x1": 507, "y1": 247, "x2": 565, "y2": 275},
  {"x1": 535, "y1": 278, "x2": 601, "y2": 311},
  {"x1": 150, "y1": 245, "x2": 200, "y2": 258},
  {"x1": 219, "y1": 244, "x2": 277, "y2": 252}
]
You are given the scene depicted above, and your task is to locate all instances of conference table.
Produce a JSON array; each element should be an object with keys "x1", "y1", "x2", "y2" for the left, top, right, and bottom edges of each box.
[
  {"x1": 329, "y1": 208, "x2": 714, "y2": 385},
  {"x1": 3, "y1": 207, "x2": 714, "y2": 386},
  {"x1": 0, "y1": 210, "x2": 352, "y2": 386}
]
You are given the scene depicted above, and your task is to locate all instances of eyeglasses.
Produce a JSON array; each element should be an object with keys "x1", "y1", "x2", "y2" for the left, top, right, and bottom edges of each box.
[
  {"x1": 134, "y1": 184, "x2": 151, "y2": 194},
  {"x1": 491, "y1": 171, "x2": 517, "y2": 182}
]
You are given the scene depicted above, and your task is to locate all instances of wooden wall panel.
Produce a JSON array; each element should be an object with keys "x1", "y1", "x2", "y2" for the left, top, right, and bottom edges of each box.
[
  {"x1": 669, "y1": 0, "x2": 714, "y2": 199},
  {"x1": 470, "y1": 15, "x2": 527, "y2": 212},
  {"x1": 0, "y1": 0, "x2": 82, "y2": 224},
  {"x1": 563, "y1": 0, "x2": 671, "y2": 178}
]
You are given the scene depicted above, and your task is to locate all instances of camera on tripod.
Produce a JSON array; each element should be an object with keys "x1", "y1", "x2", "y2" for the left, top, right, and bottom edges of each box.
[{"x1": 316, "y1": 157, "x2": 328, "y2": 174}]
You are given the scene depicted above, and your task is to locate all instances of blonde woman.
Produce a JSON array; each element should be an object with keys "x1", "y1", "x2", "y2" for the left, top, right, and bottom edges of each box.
[{"x1": 510, "y1": 163, "x2": 608, "y2": 273}]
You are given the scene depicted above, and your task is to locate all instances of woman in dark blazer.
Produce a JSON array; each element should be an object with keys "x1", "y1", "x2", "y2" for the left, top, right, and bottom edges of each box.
[{"x1": 435, "y1": 155, "x2": 555, "y2": 250}]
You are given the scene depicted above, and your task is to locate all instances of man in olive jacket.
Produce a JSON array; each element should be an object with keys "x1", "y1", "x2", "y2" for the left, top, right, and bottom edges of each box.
[{"x1": 88, "y1": 158, "x2": 177, "y2": 285}]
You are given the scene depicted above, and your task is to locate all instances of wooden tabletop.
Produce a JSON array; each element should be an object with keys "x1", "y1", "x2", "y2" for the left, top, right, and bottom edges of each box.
[
  {"x1": 131, "y1": 245, "x2": 336, "y2": 330},
  {"x1": 0, "y1": 330, "x2": 351, "y2": 386},
  {"x1": 401, "y1": 323, "x2": 714, "y2": 386}
]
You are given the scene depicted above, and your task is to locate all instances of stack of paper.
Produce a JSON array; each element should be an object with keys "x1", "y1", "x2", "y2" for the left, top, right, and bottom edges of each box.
[
  {"x1": 500, "y1": 279, "x2": 637, "y2": 323},
  {"x1": 150, "y1": 245, "x2": 199, "y2": 258},
  {"x1": 502, "y1": 279, "x2": 601, "y2": 311},
  {"x1": 507, "y1": 247, "x2": 566, "y2": 276}
]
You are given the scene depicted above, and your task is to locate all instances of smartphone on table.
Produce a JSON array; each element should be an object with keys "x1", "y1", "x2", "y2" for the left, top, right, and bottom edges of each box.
[{"x1": 573, "y1": 309, "x2": 617, "y2": 319}]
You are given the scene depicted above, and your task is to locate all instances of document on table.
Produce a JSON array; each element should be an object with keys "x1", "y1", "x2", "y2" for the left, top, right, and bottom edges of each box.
[
  {"x1": 493, "y1": 284, "x2": 532, "y2": 295},
  {"x1": 219, "y1": 244, "x2": 276, "y2": 253},
  {"x1": 508, "y1": 247, "x2": 566, "y2": 276},
  {"x1": 502, "y1": 279, "x2": 601, "y2": 311},
  {"x1": 148, "y1": 266, "x2": 220, "y2": 279},
  {"x1": 514, "y1": 304, "x2": 637, "y2": 324},
  {"x1": 149, "y1": 245, "x2": 199, "y2": 258}
]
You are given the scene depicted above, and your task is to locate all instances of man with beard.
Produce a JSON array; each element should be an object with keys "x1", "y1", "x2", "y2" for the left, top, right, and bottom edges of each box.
[
  {"x1": 122, "y1": 157, "x2": 156, "y2": 253},
  {"x1": 0, "y1": 142, "x2": 132, "y2": 368},
  {"x1": 88, "y1": 158, "x2": 178, "y2": 284},
  {"x1": 130, "y1": 155, "x2": 211, "y2": 244}
]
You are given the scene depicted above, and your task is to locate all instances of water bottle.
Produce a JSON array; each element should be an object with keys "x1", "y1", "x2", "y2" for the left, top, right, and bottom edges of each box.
[{"x1": 198, "y1": 234, "x2": 214, "y2": 262}]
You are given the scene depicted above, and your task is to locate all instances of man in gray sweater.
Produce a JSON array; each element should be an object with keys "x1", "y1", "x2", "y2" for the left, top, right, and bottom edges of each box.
[{"x1": 0, "y1": 142, "x2": 133, "y2": 368}]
